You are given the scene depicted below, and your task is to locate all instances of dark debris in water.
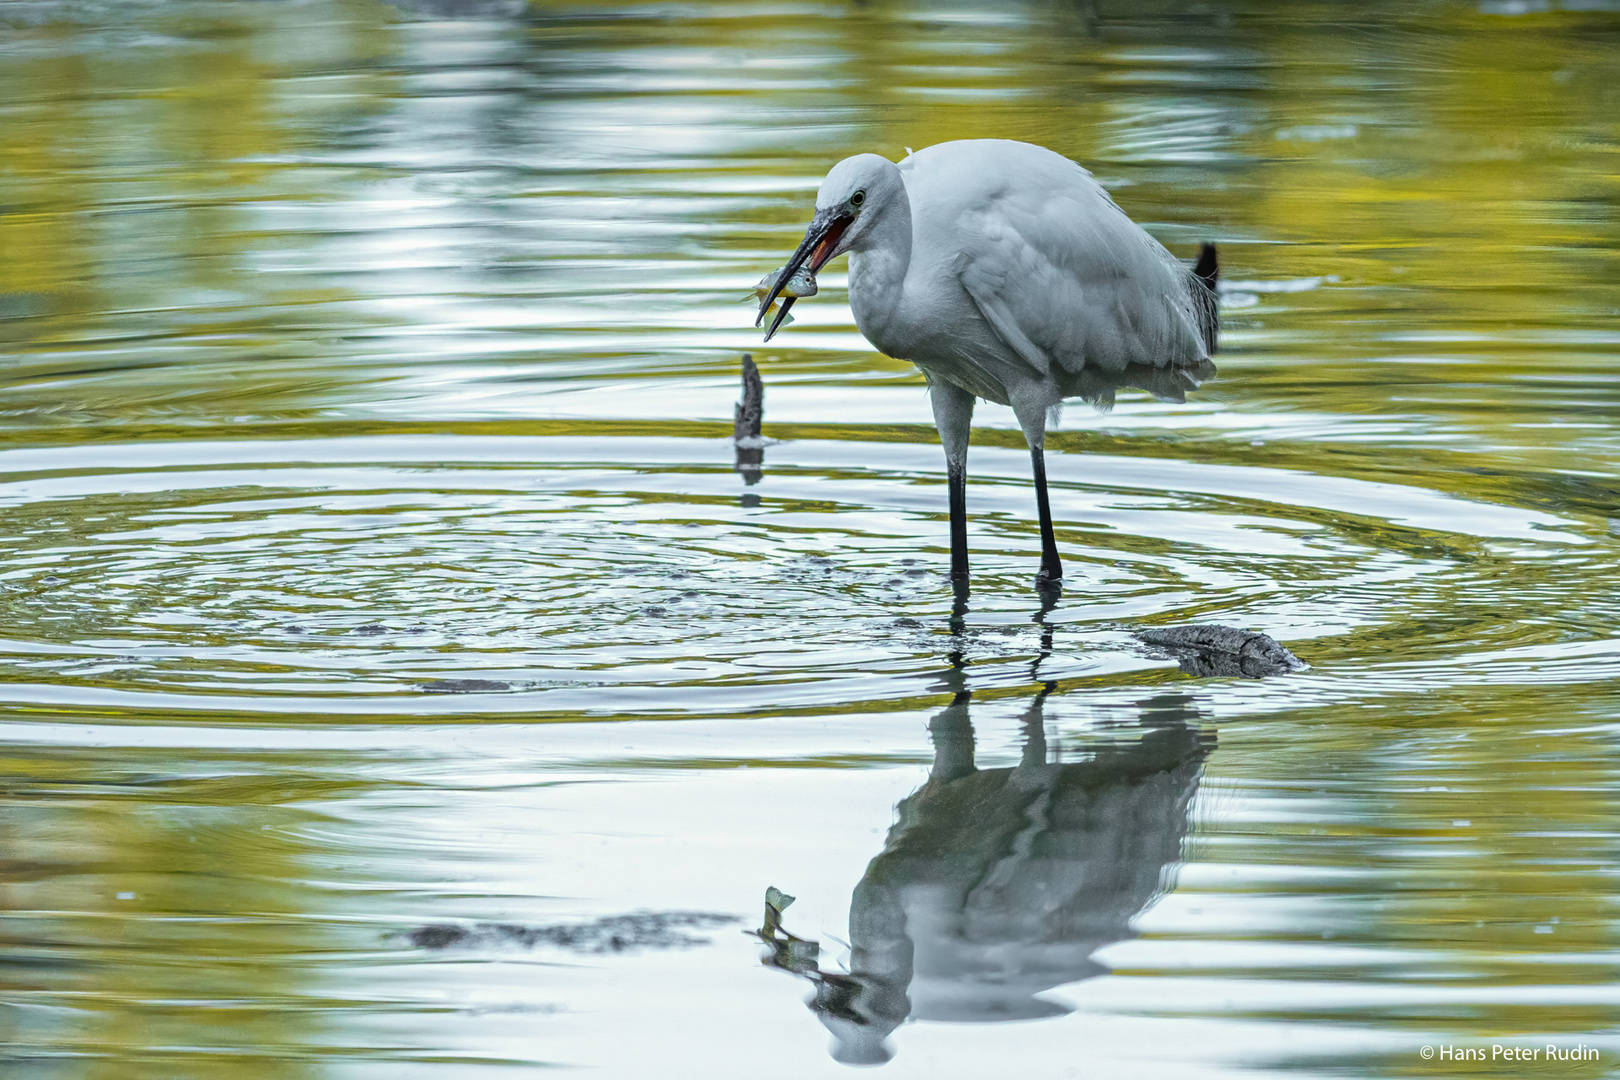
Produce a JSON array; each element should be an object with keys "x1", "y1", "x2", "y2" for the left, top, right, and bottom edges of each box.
[
  {"x1": 418, "y1": 678, "x2": 511, "y2": 693},
  {"x1": 1138, "y1": 624, "x2": 1306, "y2": 678},
  {"x1": 407, "y1": 912, "x2": 740, "y2": 953}
]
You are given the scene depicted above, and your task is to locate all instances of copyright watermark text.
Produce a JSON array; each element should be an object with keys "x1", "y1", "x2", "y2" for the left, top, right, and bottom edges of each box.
[{"x1": 1420, "y1": 1044, "x2": 1599, "y2": 1063}]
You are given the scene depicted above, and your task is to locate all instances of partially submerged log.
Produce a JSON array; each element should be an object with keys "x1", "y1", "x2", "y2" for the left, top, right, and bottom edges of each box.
[{"x1": 1138, "y1": 624, "x2": 1306, "y2": 679}]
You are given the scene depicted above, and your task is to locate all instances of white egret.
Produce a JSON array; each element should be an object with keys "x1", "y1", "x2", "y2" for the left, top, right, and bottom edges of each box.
[{"x1": 757, "y1": 139, "x2": 1218, "y2": 591}]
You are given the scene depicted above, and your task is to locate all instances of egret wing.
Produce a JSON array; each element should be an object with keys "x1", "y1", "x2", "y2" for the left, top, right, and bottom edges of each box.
[
  {"x1": 953, "y1": 218, "x2": 1061, "y2": 379},
  {"x1": 956, "y1": 184, "x2": 1208, "y2": 379}
]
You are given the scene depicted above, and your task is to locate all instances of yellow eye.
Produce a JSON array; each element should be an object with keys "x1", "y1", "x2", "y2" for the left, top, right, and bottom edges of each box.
[{"x1": 850, "y1": 190, "x2": 866, "y2": 208}]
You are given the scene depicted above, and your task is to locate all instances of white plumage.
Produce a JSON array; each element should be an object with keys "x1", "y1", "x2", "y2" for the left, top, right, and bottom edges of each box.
[{"x1": 758, "y1": 139, "x2": 1217, "y2": 591}]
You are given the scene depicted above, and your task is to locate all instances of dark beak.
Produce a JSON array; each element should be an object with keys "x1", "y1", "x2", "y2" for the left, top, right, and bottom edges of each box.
[
  {"x1": 761, "y1": 296, "x2": 796, "y2": 342},
  {"x1": 757, "y1": 206, "x2": 852, "y2": 342}
]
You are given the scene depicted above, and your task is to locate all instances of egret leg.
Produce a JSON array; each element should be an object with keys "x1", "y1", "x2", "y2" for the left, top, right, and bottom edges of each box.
[
  {"x1": 947, "y1": 460, "x2": 969, "y2": 585},
  {"x1": 927, "y1": 376, "x2": 976, "y2": 586},
  {"x1": 1030, "y1": 444, "x2": 1063, "y2": 585},
  {"x1": 1011, "y1": 396, "x2": 1063, "y2": 589}
]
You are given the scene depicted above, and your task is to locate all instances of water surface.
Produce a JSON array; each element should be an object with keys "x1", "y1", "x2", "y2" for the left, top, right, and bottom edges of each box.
[{"x1": 1, "y1": 1, "x2": 1618, "y2": 1077}]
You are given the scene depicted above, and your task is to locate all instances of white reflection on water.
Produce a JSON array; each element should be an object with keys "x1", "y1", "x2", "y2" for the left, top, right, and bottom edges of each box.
[{"x1": 761, "y1": 689, "x2": 1211, "y2": 1066}]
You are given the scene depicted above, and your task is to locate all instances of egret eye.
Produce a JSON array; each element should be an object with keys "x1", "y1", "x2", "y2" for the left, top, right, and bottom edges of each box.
[{"x1": 850, "y1": 189, "x2": 866, "y2": 208}]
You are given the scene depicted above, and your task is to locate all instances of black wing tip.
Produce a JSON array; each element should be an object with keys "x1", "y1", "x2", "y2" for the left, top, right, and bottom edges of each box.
[
  {"x1": 1193, "y1": 242, "x2": 1219, "y2": 356},
  {"x1": 1194, "y1": 242, "x2": 1218, "y2": 292}
]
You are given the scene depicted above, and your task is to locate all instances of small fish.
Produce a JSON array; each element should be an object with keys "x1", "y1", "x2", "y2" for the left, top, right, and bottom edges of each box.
[
  {"x1": 750, "y1": 265, "x2": 818, "y2": 301},
  {"x1": 745, "y1": 265, "x2": 818, "y2": 331}
]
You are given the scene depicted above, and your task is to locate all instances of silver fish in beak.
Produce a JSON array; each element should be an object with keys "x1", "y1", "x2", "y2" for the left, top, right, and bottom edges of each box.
[
  {"x1": 746, "y1": 264, "x2": 819, "y2": 337},
  {"x1": 755, "y1": 205, "x2": 851, "y2": 342}
]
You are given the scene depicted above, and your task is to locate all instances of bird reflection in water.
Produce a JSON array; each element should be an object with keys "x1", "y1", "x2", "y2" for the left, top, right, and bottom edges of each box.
[{"x1": 756, "y1": 688, "x2": 1213, "y2": 1065}]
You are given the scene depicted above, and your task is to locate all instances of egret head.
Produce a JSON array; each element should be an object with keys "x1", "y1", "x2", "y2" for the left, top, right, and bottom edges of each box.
[
  {"x1": 814, "y1": 153, "x2": 903, "y2": 258},
  {"x1": 757, "y1": 153, "x2": 904, "y2": 340}
]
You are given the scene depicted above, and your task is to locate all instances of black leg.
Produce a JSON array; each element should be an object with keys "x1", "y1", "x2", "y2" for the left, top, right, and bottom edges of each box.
[
  {"x1": 1030, "y1": 445, "x2": 1062, "y2": 585},
  {"x1": 928, "y1": 375, "x2": 975, "y2": 590},
  {"x1": 947, "y1": 459, "x2": 969, "y2": 587}
]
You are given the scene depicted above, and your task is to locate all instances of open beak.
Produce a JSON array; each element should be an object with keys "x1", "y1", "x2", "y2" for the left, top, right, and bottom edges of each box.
[{"x1": 757, "y1": 206, "x2": 852, "y2": 342}]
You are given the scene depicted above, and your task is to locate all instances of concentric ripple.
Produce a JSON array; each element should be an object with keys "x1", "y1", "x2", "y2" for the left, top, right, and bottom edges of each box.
[{"x1": 0, "y1": 431, "x2": 1608, "y2": 720}]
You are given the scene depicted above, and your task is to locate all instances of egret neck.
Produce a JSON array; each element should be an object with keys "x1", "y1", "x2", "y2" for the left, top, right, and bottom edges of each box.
[{"x1": 845, "y1": 163, "x2": 914, "y2": 360}]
